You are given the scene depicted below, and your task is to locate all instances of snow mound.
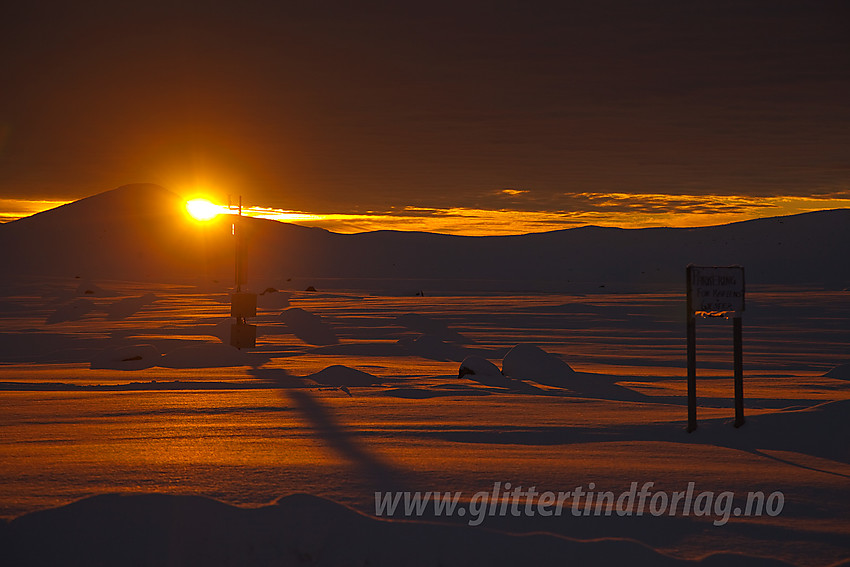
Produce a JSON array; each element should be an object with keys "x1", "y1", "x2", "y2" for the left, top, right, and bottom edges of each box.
[
  {"x1": 256, "y1": 289, "x2": 291, "y2": 310},
  {"x1": 305, "y1": 365, "x2": 381, "y2": 387},
  {"x1": 105, "y1": 293, "x2": 157, "y2": 320},
  {"x1": 458, "y1": 355, "x2": 510, "y2": 387},
  {"x1": 75, "y1": 280, "x2": 119, "y2": 297},
  {"x1": 3, "y1": 492, "x2": 795, "y2": 567},
  {"x1": 501, "y1": 344, "x2": 575, "y2": 387},
  {"x1": 395, "y1": 313, "x2": 466, "y2": 342},
  {"x1": 90, "y1": 344, "x2": 161, "y2": 370},
  {"x1": 824, "y1": 363, "x2": 850, "y2": 380},
  {"x1": 724, "y1": 399, "x2": 850, "y2": 463},
  {"x1": 45, "y1": 298, "x2": 96, "y2": 324},
  {"x1": 397, "y1": 334, "x2": 466, "y2": 361},
  {"x1": 159, "y1": 343, "x2": 268, "y2": 369},
  {"x1": 279, "y1": 308, "x2": 338, "y2": 345}
]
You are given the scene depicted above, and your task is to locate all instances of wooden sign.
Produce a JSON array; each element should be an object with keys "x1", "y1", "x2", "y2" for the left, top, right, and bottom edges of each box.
[
  {"x1": 686, "y1": 265, "x2": 745, "y2": 432},
  {"x1": 688, "y1": 265, "x2": 745, "y2": 316}
]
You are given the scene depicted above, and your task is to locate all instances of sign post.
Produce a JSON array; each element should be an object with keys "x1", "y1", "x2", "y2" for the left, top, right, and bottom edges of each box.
[
  {"x1": 733, "y1": 316, "x2": 744, "y2": 427},
  {"x1": 686, "y1": 285, "x2": 697, "y2": 432},
  {"x1": 229, "y1": 196, "x2": 257, "y2": 349},
  {"x1": 685, "y1": 265, "x2": 746, "y2": 432}
]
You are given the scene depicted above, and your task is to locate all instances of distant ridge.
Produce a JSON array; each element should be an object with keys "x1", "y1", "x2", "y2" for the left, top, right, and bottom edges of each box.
[
  {"x1": 1, "y1": 185, "x2": 848, "y2": 289},
  {"x1": 9, "y1": 184, "x2": 183, "y2": 226},
  {"x1": 1, "y1": 184, "x2": 233, "y2": 281}
]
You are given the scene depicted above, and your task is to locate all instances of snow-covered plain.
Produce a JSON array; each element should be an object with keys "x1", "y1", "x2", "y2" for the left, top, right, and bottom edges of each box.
[
  {"x1": 1, "y1": 275, "x2": 849, "y2": 566},
  {"x1": 0, "y1": 185, "x2": 849, "y2": 567}
]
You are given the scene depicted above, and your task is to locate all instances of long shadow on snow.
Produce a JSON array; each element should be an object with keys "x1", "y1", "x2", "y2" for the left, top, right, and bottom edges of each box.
[{"x1": 248, "y1": 367, "x2": 416, "y2": 494}]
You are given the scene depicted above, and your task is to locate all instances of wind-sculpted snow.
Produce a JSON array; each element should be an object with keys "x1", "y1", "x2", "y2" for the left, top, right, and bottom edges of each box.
[
  {"x1": 825, "y1": 363, "x2": 850, "y2": 381},
  {"x1": 44, "y1": 284, "x2": 157, "y2": 324},
  {"x1": 74, "y1": 280, "x2": 119, "y2": 297},
  {"x1": 501, "y1": 343, "x2": 576, "y2": 386},
  {"x1": 305, "y1": 365, "x2": 381, "y2": 387},
  {"x1": 3, "y1": 493, "x2": 797, "y2": 567},
  {"x1": 2, "y1": 276, "x2": 849, "y2": 566},
  {"x1": 90, "y1": 341, "x2": 271, "y2": 370},
  {"x1": 417, "y1": 399, "x2": 850, "y2": 465},
  {"x1": 90, "y1": 344, "x2": 161, "y2": 371},
  {"x1": 458, "y1": 355, "x2": 511, "y2": 387},
  {"x1": 398, "y1": 334, "x2": 467, "y2": 361},
  {"x1": 159, "y1": 343, "x2": 269, "y2": 369},
  {"x1": 256, "y1": 289, "x2": 291, "y2": 310},
  {"x1": 45, "y1": 298, "x2": 96, "y2": 323},
  {"x1": 280, "y1": 307, "x2": 339, "y2": 346},
  {"x1": 105, "y1": 293, "x2": 157, "y2": 320},
  {"x1": 395, "y1": 313, "x2": 468, "y2": 343}
]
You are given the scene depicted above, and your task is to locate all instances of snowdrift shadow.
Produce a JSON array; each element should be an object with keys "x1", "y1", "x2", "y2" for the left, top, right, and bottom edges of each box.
[
  {"x1": 2, "y1": 492, "x2": 799, "y2": 567},
  {"x1": 409, "y1": 400, "x2": 850, "y2": 469}
]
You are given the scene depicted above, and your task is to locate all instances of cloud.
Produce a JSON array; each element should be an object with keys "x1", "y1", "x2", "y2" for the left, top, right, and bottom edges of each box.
[
  {"x1": 4, "y1": 193, "x2": 850, "y2": 236},
  {"x1": 252, "y1": 193, "x2": 850, "y2": 235},
  {"x1": 563, "y1": 192, "x2": 776, "y2": 215},
  {"x1": 0, "y1": 199, "x2": 72, "y2": 222}
]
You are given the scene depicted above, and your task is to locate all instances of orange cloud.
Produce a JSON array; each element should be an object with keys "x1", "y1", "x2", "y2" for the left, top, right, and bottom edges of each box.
[
  {"x1": 4, "y1": 193, "x2": 849, "y2": 236},
  {"x1": 0, "y1": 199, "x2": 73, "y2": 223}
]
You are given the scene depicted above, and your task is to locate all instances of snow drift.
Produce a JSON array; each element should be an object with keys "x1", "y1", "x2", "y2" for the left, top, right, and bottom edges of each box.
[
  {"x1": 304, "y1": 365, "x2": 381, "y2": 387},
  {"x1": 1, "y1": 492, "x2": 798, "y2": 567},
  {"x1": 458, "y1": 355, "x2": 510, "y2": 387},
  {"x1": 279, "y1": 308, "x2": 338, "y2": 346},
  {"x1": 501, "y1": 344, "x2": 575, "y2": 387}
]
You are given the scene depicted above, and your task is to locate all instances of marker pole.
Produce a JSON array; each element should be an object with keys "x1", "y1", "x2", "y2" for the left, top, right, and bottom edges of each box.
[
  {"x1": 686, "y1": 265, "x2": 697, "y2": 432},
  {"x1": 733, "y1": 316, "x2": 744, "y2": 427}
]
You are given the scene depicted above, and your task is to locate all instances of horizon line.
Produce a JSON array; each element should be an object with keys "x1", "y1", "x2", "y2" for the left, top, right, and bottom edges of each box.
[{"x1": 2, "y1": 192, "x2": 850, "y2": 236}]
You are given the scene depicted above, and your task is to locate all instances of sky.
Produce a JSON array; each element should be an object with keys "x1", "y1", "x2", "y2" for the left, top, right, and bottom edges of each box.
[{"x1": 1, "y1": 0, "x2": 848, "y2": 234}]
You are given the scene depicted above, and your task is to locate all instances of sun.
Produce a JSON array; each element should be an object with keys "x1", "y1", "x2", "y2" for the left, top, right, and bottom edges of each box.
[{"x1": 185, "y1": 198, "x2": 221, "y2": 221}]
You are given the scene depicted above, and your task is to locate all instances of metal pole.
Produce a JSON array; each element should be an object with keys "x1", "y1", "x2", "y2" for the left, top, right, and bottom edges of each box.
[
  {"x1": 733, "y1": 316, "x2": 744, "y2": 427},
  {"x1": 686, "y1": 265, "x2": 697, "y2": 432},
  {"x1": 235, "y1": 196, "x2": 244, "y2": 293},
  {"x1": 687, "y1": 314, "x2": 697, "y2": 432}
]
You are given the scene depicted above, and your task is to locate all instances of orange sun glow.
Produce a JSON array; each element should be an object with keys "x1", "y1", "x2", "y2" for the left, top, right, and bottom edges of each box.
[{"x1": 185, "y1": 198, "x2": 221, "y2": 221}]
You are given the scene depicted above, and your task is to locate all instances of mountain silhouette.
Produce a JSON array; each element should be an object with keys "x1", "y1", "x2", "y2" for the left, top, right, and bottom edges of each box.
[{"x1": 1, "y1": 184, "x2": 848, "y2": 289}]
